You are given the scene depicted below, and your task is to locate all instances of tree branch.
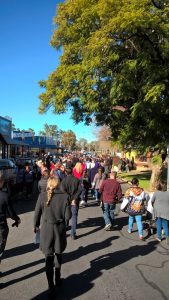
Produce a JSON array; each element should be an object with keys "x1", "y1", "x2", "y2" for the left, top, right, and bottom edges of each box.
[{"x1": 112, "y1": 105, "x2": 128, "y2": 112}]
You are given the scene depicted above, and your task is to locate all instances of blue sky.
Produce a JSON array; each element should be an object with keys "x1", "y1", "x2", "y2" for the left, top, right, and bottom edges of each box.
[{"x1": 0, "y1": 0, "x2": 96, "y2": 142}]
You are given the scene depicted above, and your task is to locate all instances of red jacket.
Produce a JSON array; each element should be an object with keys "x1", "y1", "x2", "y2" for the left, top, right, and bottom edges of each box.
[
  {"x1": 99, "y1": 179, "x2": 122, "y2": 203},
  {"x1": 73, "y1": 168, "x2": 83, "y2": 180}
]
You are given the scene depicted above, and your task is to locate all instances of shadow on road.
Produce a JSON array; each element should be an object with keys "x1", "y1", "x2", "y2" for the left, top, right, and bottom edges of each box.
[
  {"x1": 2, "y1": 258, "x2": 44, "y2": 278},
  {"x1": 3, "y1": 243, "x2": 39, "y2": 259},
  {"x1": 1, "y1": 266, "x2": 45, "y2": 290},
  {"x1": 64, "y1": 236, "x2": 118, "y2": 264},
  {"x1": 30, "y1": 240, "x2": 159, "y2": 300}
]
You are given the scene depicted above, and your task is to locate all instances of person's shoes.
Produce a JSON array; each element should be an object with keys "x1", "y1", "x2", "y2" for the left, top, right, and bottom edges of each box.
[
  {"x1": 127, "y1": 229, "x2": 132, "y2": 234},
  {"x1": 155, "y1": 237, "x2": 162, "y2": 242},
  {"x1": 71, "y1": 234, "x2": 77, "y2": 240},
  {"x1": 80, "y1": 200, "x2": 86, "y2": 206},
  {"x1": 139, "y1": 236, "x2": 145, "y2": 241},
  {"x1": 48, "y1": 286, "x2": 56, "y2": 299},
  {"x1": 100, "y1": 202, "x2": 103, "y2": 208},
  {"x1": 104, "y1": 224, "x2": 112, "y2": 231},
  {"x1": 55, "y1": 278, "x2": 63, "y2": 287}
]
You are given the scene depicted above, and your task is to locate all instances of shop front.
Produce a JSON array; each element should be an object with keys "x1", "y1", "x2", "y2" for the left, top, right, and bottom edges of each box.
[{"x1": 0, "y1": 116, "x2": 29, "y2": 158}]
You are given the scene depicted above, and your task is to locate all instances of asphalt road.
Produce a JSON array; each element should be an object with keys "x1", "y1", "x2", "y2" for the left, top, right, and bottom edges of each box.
[{"x1": 1, "y1": 182, "x2": 169, "y2": 300}]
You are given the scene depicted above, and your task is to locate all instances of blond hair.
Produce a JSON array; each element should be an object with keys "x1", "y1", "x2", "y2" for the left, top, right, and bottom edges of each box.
[
  {"x1": 46, "y1": 177, "x2": 60, "y2": 206},
  {"x1": 74, "y1": 162, "x2": 82, "y2": 173}
]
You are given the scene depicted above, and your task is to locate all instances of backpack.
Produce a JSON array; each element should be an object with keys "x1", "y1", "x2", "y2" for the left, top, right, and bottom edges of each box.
[{"x1": 126, "y1": 189, "x2": 145, "y2": 216}]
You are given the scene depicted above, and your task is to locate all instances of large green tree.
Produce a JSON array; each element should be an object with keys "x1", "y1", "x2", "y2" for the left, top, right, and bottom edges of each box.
[
  {"x1": 39, "y1": 123, "x2": 58, "y2": 138},
  {"x1": 77, "y1": 138, "x2": 88, "y2": 150},
  {"x1": 61, "y1": 130, "x2": 76, "y2": 150},
  {"x1": 39, "y1": 0, "x2": 169, "y2": 153}
]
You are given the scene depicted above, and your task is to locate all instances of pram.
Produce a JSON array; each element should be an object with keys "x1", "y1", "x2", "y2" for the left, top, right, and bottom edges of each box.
[{"x1": 143, "y1": 211, "x2": 156, "y2": 237}]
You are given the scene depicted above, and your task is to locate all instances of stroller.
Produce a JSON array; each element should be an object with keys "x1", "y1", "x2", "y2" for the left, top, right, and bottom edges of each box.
[{"x1": 143, "y1": 211, "x2": 157, "y2": 237}]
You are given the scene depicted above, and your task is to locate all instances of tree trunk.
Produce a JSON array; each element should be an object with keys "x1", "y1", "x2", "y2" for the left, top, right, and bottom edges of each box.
[{"x1": 149, "y1": 164, "x2": 164, "y2": 191}]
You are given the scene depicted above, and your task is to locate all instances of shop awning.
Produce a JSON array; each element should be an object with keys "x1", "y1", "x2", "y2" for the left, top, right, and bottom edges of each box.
[{"x1": 0, "y1": 134, "x2": 28, "y2": 146}]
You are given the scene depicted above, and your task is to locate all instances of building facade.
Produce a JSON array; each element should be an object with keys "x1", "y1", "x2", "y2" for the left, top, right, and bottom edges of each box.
[{"x1": 0, "y1": 116, "x2": 29, "y2": 159}]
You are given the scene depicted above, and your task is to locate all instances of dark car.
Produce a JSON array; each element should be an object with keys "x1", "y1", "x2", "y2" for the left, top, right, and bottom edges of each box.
[
  {"x1": 0, "y1": 159, "x2": 17, "y2": 195},
  {"x1": 15, "y1": 157, "x2": 34, "y2": 169}
]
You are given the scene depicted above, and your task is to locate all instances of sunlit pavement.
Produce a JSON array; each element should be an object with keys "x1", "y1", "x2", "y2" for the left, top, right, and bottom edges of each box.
[{"x1": 1, "y1": 184, "x2": 169, "y2": 300}]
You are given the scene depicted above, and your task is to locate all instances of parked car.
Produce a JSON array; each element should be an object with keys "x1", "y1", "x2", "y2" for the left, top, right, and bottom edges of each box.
[
  {"x1": 0, "y1": 159, "x2": 17, "y2": 195},
  {"x1": 15, "y1": 157, "x2": 35, "y2": 169}
]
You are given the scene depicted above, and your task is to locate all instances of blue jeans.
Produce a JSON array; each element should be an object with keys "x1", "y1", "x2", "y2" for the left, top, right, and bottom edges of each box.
[
  {"x1": 81, "y1": 187, "x2": 89, "y2": 202},
  {"x1": 103, "y1": 203, "x2": 116, "y2": 226},
  {"x1": 128, "y1": 215, "x2": 143, "y2": 236},
  {"x1": 156, "y1": 217, "x2": 169, "y2": 240},
  {"x1": 71, "y1": 205, "x2": 78, "y2": 236},
  {"x1": 95, "y1": 189, "x2": 101, "y2": 202},
  {"x1": 91, "y1": 188, "x2": 95, "y2": 198}
]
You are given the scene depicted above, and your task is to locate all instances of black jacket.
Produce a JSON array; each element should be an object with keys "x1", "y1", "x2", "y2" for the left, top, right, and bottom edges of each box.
[
  {"x1": 38, "y1": 177, "x2": 48, "y2": 193},
  {"x1": 34, "y1": 188, "x2": 71, "y2": 255},
  {"x1": 0, "y1": 190, "x2": 20, "y2": 227},
  {"x1": 60, "y1": 175, "x2": 82, "y2": 202}
]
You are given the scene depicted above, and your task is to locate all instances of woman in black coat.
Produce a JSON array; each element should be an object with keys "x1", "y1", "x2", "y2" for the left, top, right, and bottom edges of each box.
[
  {"x1": 0, "y1": 174, "x2": 21, "y2": 263},
  {"x1": 34, "y1": 176, "x2": 71, "y2": 297}
]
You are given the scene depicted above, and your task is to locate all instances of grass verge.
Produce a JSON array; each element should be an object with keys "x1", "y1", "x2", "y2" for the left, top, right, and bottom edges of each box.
[{"x1": 118, "y1": 170, "x2": 152, "y2": 191}]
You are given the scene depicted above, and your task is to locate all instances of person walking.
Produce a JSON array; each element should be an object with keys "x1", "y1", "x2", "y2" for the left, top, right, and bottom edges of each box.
[
  {"x1": 38, "y1": 169, "x2": 50, "y2": 193},
  {"x1": 99, "y1": 171, "x2": 122, "y2": 230},
  {"x1": 88, "y1": 160, "x2": 100, "y2": 198},
  {"x1": 73, "y1": 162, "x2": 83, "y2": 180},
  {"x1": 24, "y1": 164, "x2": 34, "y2": 198},
  {"x1": 34, "y1": 176, "x2": 71, "y2": 298},
  {"x1": 92, "y1": 168, "x2": 106, "y2": 205},
  {"x1": 79, "y1": 169, "x2": 91, "y2": 206},
  {"x1": 151, "y1": 181, "x2": 169, "y2": 244},
  {"x1": 60, "y1": 168, "x2": 82, "y2": 240},
  {"x1": 124, "y1": 178, "x2": 149, "y2": 240},
  {"x1": 0, "y1": 174, "x2": 21, "y2": 263}
]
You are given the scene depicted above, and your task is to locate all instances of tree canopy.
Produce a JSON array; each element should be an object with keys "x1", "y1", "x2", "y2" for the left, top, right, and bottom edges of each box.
[
  {"x1": 39, "y1": 0, "x2": 169, "y2": 151},
  {"x1": 61, "y1": 130, "x2": 76, "y2": 150},
  {"x1": 39, "y1": 124, "x2": 58, "y2": 137}
]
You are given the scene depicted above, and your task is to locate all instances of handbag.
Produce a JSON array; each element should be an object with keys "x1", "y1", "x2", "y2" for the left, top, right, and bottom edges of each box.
[
  {"x1": 34, "y1": 228, "x2": 40, "y2": 244},
  {"x1": 147, "y1": 199, "x2": 154, "y2": 214},
  {"x1": 120, "y1": 197, "x2": 129, "y2": 211},
  {"x1": 126, "y1": 196, "x2": 145, "y2": 216}
]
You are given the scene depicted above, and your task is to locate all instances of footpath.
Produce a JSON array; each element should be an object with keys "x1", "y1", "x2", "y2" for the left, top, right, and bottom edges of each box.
[{"x1": 1, "y1": 180, "x2": 169, "y2": 300}]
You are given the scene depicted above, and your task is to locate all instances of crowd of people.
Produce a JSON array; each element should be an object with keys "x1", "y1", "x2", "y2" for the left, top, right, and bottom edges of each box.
[{"x1": 1, "y1": 152, "x2": 169, "y2": 298}]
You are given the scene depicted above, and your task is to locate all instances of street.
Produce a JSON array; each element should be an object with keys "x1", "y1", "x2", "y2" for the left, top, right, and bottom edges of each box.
[{"x1": 1, "y1": 182, "x2": 169, "y2": 300}]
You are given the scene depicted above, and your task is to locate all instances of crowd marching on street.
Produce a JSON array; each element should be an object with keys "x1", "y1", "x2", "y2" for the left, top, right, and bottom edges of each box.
[{"x1": 1, "y1": 152, "x2": 169, "y2": 299}]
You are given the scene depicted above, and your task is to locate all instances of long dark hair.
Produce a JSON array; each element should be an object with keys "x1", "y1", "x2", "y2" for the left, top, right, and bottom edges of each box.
[
  {"x1": 131, "y1": 178, "x2": 139, "y2": 186},
  {"x1": 156, "y1": 181, "x2": 167, "y2": 191}
]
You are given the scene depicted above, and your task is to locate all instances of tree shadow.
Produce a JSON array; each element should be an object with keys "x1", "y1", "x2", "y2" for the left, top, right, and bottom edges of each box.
[{"x1": 31, "y1": 241, "x2": 159, "y2": 300}]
